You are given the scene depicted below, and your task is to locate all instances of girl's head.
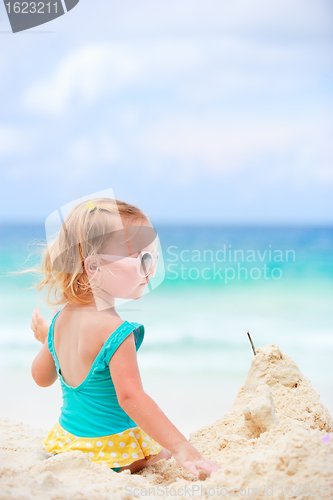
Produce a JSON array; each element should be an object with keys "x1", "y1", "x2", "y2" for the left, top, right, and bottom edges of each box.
[{"x1": 38, "y1": 197, "x2": 157, "y2": 307}]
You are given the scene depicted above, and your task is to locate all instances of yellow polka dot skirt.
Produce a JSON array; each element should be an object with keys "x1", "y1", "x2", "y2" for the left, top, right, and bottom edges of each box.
[{"x1": 42, "y1": 421, "x2": 163, "y2": 469}]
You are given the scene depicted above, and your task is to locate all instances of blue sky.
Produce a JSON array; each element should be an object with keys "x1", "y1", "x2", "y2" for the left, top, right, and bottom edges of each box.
[{"x1": 0, "y1": 0, "x2": 332, "y2": 224}]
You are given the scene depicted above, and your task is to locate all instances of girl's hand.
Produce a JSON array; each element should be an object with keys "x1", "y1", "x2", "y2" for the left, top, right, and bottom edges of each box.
[
  {"x1": 31, "y1": 306, "x2": 57, "y2": 344},
  {"x1": 172, "y1": 442, "x2": 221, "y2": 477}
]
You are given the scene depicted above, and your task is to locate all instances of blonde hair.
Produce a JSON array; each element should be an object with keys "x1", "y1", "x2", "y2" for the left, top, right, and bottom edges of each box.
[{"x1": 14, "y1": 198, "x2": 149, "y2": 307}]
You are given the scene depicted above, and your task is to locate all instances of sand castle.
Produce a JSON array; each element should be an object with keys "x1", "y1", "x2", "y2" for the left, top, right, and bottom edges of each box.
[{"x1": 1, "y1": 344, "x2": 332, "y2": 499}]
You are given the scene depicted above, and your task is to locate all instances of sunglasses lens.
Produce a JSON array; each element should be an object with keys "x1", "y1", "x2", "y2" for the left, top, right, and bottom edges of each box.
[
  {"x1": 140, "y1": 253, "x2": 152, "y2": 276},
  {"x1": 151, "y1": 254, "x2": 159, "y2": 277}
]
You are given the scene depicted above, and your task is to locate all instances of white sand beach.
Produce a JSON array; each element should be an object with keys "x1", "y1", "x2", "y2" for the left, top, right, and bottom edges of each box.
[{"x1": 1, "y1": 344, "x2": 332, "y2": 500}]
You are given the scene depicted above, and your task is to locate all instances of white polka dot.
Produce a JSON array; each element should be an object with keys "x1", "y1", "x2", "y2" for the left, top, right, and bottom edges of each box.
[
  {"x1": 111, "y1": 452, "x2": 117, "y2": 457},
  {"x1": 131, "y1": 443, "x2": 137, "y2": 448},
  {"x1": 66, "y1": 439, "x2": 71, "y2": 444},
  {"x1": 42, "y1": 444, "x2": 45, "y2": 449},
  {"x1": 113, "y1": 462, "x2": 119, "y2": 467},
  {"x1": 129, "y1": 432, "x2": 134, "y2": 437},
  {"x1": 122, "y1": 453, "x2": 128, "y2": 458},
  {"x1": 48, "y1": 440, "x2": 53, "y2": 444},
  {"x1": 58, "y1": 442, "x2": 64, "y2": 447},
  {"x1": 88, "y1": 452, "x2": 94, "y2": 458},
  {"x1": 86, "y1": 442, "x2": 91, "y2": 448},
  {"x1": 142, "y1": 442, "x2": 147, "y2": 448},
  {"x1": 108, "y1": 441, "x2": 113, "y2": 447},
  {"x1": 119, "y1": 442, "x2": 125, "y2": 448},
  {"x1": 99, "y1": 451, "x2": 104, "y2": 457},
  {"x1": 76, "y1": 443, "x2": 81, "y2": 447},
  {"x1": 144, "y1": 436, "x2": 150, "y2": 441},
  {"x1": 117, "y1": 432, "x2": 123, "y2": 436},
  {"x1": 132, "y1": 453, "x2": 138, "y2": 458},
  {"x1": 96, "y1": 441, "x2": 102, "y2": 447},
  {"x1": 63, "y1": 431, "x2": 68, "y2": 435},
  {"x1": 56, "y1": 433, "x2": 59, "y2": 437},
  {"x1": 74, "y1": 436, "x2": 79, "y2": 439},
  {"x1": 125, "y1": 463, "x2": 130, "y2": 466},
  {"x1": 150, "y1": 451, "x2": 153, "y2": 455},
  {"x1": 136, "y1": 434, "x2": 140, "y2": 439},
  {"x1": 152, "y1": 447, "x2": 156, "y2": 451},
  {"x1": 102, "y1": 462, "x2": 107, "y2": 467}
]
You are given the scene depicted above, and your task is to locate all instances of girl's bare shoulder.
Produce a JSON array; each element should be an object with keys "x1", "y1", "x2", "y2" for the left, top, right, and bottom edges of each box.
[
  {"x1": 60, "y1": 305, "x2": 125, "y2": 346},
  {"x1": 80, "y1": 309, "x2": 125, "y2": 344}
]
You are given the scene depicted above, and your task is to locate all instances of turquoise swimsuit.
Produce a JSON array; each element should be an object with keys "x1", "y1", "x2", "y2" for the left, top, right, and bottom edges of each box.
[{"x1": 42, "y1": 310, "x2": 162, "y2": 471}]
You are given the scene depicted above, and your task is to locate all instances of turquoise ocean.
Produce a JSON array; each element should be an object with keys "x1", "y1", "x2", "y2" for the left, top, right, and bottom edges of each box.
[{"x1": 0, "y1": 223, "x2": 332, "y2": 437}]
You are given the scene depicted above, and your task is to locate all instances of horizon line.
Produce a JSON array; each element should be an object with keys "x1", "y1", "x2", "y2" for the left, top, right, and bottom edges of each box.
[{"x1": 0, "y1": 220, "x2": 332, "y2": 229}]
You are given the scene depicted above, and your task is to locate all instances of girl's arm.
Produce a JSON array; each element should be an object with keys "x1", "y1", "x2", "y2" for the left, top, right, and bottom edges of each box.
[
  {"x1": 30, "y1": 306, "x2": 58, "y2": 387},
  {"x1": 109, "y1": 333, "x2": 221, "y2": 476},
  {"x1": 31, "y1": 340, "x2": 58, "y2": 387}
]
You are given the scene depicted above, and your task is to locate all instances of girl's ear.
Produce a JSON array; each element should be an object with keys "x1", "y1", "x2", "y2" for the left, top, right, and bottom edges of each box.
[{"x1": 84, "y1": 256, "x2": 100, "y2": 278}]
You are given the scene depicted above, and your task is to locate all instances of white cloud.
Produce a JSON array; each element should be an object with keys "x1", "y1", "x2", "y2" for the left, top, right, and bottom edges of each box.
[
  {"x1": 135, "y1": 112, "x2": 333, "y2": 187},
  {"x1": 21, "y1": 40, "x2": 202, "y2": 116},
  {"x1": 21, "y1": 29, "x2": 331, "y2": 117},
  {"x1": 22, "y1": 44, "x2": 142, "y2": 116}
]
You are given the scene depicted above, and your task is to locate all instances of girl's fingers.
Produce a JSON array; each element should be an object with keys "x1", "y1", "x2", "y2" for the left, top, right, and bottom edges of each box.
[
  {"x1": 194, "y1": 460, "x2": 216, "y2": 474},
  {"x1": 184, "y1": 460, "x2": 216, "y2": 477},
  {"x1": 206, "y1": 458, "x2": 221, "y2": 470},
  {"x1": 31, "y1": 306, "x2": 50, "y2": 343},
  {"x1": 31, "y1": 307, "x2": 40, "y2": 325},
  {"x1": 183, "y1": 460, "x2": 198, "y2": 476}
]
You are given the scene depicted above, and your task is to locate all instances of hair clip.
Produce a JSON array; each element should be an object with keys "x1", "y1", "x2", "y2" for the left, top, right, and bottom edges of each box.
[{"x1": 87, "y1": 202, "x2": 96, "y2": 212}]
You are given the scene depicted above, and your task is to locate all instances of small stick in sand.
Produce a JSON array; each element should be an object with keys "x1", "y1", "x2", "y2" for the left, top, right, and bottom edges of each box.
[{"x1": 247, "y1": 331, "x2": 256, "y2": 356}]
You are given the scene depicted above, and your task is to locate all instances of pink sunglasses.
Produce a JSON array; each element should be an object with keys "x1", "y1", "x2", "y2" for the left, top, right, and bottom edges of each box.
[{"x1": 97, "y1": 251, "x2": 159, "y2": 278}]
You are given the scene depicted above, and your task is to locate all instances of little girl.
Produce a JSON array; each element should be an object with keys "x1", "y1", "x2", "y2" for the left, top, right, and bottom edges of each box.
[{"x1": 31, "y1": 196, "x2": 220, "y2": 476}]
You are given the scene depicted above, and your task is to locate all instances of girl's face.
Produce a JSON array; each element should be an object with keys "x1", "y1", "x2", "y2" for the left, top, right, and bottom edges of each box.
[{"x1": 87, "y1": 219, "x2": 157, "y2": 301}]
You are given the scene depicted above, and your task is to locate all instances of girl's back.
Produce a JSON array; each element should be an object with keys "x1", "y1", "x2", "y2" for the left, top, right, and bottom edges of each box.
[{"x1": 53, "y1": 305, "x2": 123, "y2": 388}]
